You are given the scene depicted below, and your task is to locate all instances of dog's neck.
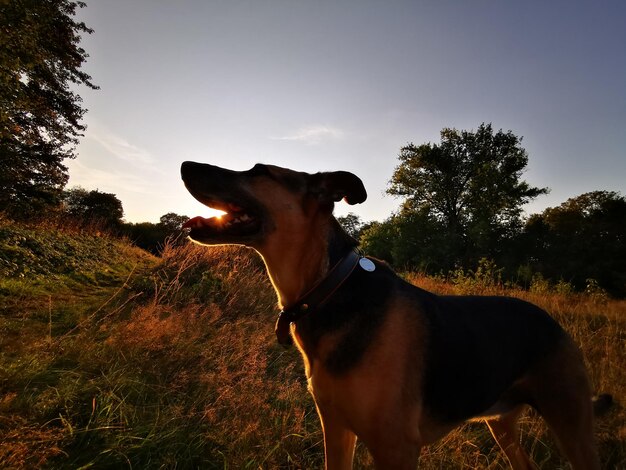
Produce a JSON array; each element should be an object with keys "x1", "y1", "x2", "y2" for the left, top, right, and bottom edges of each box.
[{"x1": 257, "y1": 217, "x2": 356, "y2": 309}]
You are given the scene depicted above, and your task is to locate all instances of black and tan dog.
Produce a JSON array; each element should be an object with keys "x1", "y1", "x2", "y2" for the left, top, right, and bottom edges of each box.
[{"x1": 181, "y1": 161, "x2": 607, "y2": 470}]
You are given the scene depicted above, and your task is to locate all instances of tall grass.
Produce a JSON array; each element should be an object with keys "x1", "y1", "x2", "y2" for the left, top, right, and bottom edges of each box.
[
  {"x1": 1, "y1": 235, "x2": 624, "y2": 468},
  {"x1": 1, "y1": 242, "x2": 318, "y2": 468}
]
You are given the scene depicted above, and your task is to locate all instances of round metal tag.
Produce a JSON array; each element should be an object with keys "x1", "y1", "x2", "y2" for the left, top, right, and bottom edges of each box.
[{"x1": 359, "y1": 257, "x2": 376, "y2": 272}]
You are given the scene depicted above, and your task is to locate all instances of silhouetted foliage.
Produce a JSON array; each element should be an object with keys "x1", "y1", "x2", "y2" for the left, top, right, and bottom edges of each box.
[
  {"x1": 337, "y1": 212, "x2": 364, "y2": 239},
  {"x1": 360, "y1": 210, "x2": 453, "y2": 271},
  {"x1": 386, "y1": 123, "x2": 547, "y2": 270},
  {"x1": 519, "y1": 191, "x2": 626, "y2": 296},
  {"x1": 159, "y1": 212, "x2": 189, "y2": 233},
  {"x1": 123, "y1": 213, "x2": 190, "y2": 254},
  {"x1": 123, "y1": 222, "x2": 167, "y2": 254},
  {"x1": 359, "y1": 220, "x2": 395, "y2": 263},
  {"x1": 0, "y1": 0, "x2": 97, "y2": 218},
  {"x1": 63, "y1": 187, "x2": 124, "y2": 229}
]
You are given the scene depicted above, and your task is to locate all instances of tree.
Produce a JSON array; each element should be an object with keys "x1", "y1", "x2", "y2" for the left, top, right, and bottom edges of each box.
[
  {"x1": 0, "y1": 0, "x2": 97, "y2": 217},
  {"x1": 521, "y1": 191, "x2": 626, "y2": 296},
  {"x1": 158, "y1": 212, "x2": 190, "y2": 246},
  {"x1": 387, "y1": 123, "x2": 547, "y2": 269},
  {"x1": 123, "y1": 222, "x2": 167, "y2": 254},
  {"x1": 123, "y1": 213, "x2": 190, "y2": 254},
  {"x1": 360, "y1": 210, "x2": 452, "y2": 271},
  {"x1": 360, "y1": 220, "x2": 397, "y2": 263},
  {"x1": 63, "y1": 187, "x2": 124, "y2": 228},
  {"x1": 336, "y1": 212, "x2": 364, "y2": 239},
  {"x1": 159, "y1": 212, "x2": 189, "y2": 232}
]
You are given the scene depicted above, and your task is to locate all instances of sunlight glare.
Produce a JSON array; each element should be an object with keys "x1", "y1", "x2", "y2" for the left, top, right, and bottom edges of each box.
[{"x1": 207, "y1": 208, "x2": 226, "y2": 219}]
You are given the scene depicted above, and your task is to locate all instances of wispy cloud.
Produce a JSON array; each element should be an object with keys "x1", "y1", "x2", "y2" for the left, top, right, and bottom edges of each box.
[
  {"x1": 90, "y1": 128, "x2": 154, "y2": 166},
  {"x1": 70, "y1": 120, "x2": 168, "y2": 197},
  {"x1": 66, "y1": 159, "x2": 159, "y2": 195},
  {"x1": 271, "y1": 125, "x2": 344, "y2": 145}
]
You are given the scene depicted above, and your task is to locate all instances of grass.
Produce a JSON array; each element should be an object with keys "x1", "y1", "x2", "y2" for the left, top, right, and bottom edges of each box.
[{"x1": 0, "y1": 220, "x2": 624, "y2": 468}]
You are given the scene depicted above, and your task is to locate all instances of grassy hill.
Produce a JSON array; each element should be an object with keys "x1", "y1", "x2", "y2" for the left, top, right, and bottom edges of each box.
[{"x1": 0, "y1": 219, "x2": 624, "y2": 468}]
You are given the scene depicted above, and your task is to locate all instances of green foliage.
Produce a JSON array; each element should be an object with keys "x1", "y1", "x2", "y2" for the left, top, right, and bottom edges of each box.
[
  {"x1": 529, "y1": 273, "x2": 551, "y2": 295},
  {"x1": 159, "y1": 212, "x2": 189, "y2": 232},
  {"x1": 62, "y1": 187, "x2": 125, "y2": 229},
  {"x1": 554, "y1": 279, "x2": 574, "y2": 296},
  {"x1": 122, "y1": 212, "x2": 189, "y2": 254},
  {"x1": 0, "y1": 218, "x2": 142, "y2": 280},
  {"x1": 584, "y1": 278, "x2": 608, "y2": 303},
  {"x1": 361, "y1": 125, "x2": 624, "y2": 297},
  {"x1": 336, "y1": 212, "x2": 364, "y2": 239},
  {"x1": 0, "y1": 0, "x2": 98, "y2": 218},
  {"x1": 449, "y1": 258, "x2": 503, "y2": 293},
  {"x1": 387, "y1": 123, "x2": 547, "y2": 270},
  {"x1": 521, "y1": 191, "x2": 626, "y2": 296},
  {"x1": 360, "y1": 210, "x2": 458, "y2": 272},
  {"x1": 360, "y1": 220, "x2": 396, "y2": 262}
]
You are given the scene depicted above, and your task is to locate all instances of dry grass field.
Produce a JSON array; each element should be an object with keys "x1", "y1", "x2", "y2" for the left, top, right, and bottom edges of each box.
[{"x1": 1, "y1": 224, "x2": 624, "y2": 468}]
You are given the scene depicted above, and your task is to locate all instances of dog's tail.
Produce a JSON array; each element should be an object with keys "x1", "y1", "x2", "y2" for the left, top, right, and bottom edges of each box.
[{"x1": 592, "y1": 393, "x2": 614, "y2": 417}]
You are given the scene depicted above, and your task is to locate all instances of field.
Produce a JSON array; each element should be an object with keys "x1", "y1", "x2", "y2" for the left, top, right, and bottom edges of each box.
[{"x1": 1, "y1": 220, "x2": 624, "y2": 469}]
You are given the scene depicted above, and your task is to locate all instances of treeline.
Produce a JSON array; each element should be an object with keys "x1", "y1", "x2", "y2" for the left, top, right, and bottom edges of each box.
[
  {"x1": 338, "y1": 124, "x2": 626, "y2": 297},
  {"x1": 5, "y1": 123, "x2": 626, "y2": 297},
  {"x1": 341, "y1": 189, "x2": 625, "y2": 297}
]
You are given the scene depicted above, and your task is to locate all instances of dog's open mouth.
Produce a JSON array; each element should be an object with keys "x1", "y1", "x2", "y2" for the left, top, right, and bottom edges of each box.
[
  {"x1": 183, "y1": 201, "x2": 262, "y2": 240},
  {"x1": 180, "y1": 161, "x2": 269, "y2": 244}
]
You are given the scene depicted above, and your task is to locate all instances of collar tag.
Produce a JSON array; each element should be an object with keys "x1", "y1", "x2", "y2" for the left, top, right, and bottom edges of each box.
[{"x1": 359, "y1": 257, "x2": 376, "y2": 272}]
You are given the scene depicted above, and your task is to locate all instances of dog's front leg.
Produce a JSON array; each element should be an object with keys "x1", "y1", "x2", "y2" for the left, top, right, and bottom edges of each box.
[{"x1": 317, "y1": 404, "x2": 357, "y2": 470}]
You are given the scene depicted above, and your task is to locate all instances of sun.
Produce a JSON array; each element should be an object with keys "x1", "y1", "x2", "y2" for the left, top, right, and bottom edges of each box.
[{"x1": 206, "y1": 208, "x2": 226, "y2": 219}]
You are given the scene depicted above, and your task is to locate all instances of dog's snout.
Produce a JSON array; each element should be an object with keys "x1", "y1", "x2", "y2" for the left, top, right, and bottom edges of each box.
[
  {"x1": 181, "y1": 161, "x2": 201, "y2": 179},
  {"x1": 181, "y1": 161, "x2": 242, "y2": 186}
]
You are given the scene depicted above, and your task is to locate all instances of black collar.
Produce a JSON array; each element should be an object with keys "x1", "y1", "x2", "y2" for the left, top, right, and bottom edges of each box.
[{"x1": 275, "y1": 248, "x2": 362, "y2": 346}]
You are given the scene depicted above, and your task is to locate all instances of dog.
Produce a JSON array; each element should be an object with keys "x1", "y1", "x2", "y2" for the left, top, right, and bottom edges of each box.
[{"x1": 181, "y1": 161, "x2": 607, "y2": 469}]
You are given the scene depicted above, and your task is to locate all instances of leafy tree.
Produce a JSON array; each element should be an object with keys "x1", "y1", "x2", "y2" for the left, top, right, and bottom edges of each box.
[
  {"x1": 360, "y1": 210, "x2": 452, "y2": 271},
  {"x1": 123, "y1": 213, "x2": 190, "y2": 254},
  {"x1": 123, "y1": 222, "x2": 167, "y2": 254},
  {"x1": 159, "y1": 212, "x2": 189, "y2": 232},
  {"x1": 360, "y1": 220, "x2": 397, "y2": 263},
  {"x1": 158, "y1": 212, "x2": 190, "y2": 247},
  {"x1": 387, "y1": 123, "x2": 547, "y2": 269},
  {"x1": 63, "y1": 187, "x2": 124, "y2": 228},
  {"x1": 337, "y1": 212, "x2": 364, "y2": 239},
  {"x1": 521, "y1": 191, "x2": 626, "y2": 296},
  {"x1": 0, "y1": 0, "x2": 97, "y2": 218}
]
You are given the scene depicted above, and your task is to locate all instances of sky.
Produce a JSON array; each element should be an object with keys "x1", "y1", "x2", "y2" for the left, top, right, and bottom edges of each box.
[{"x1": 68, "y1": 0, "x2": 626, "y2": 224}]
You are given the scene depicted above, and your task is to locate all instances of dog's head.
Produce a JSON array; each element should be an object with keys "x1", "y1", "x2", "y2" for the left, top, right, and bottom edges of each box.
[{"x1": 180, "y1": 161, "x2": 366, "y2": 248}]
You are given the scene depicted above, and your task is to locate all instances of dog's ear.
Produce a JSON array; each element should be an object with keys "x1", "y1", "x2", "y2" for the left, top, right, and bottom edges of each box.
[{"x1": 309, "y1": 171, "x2": 367, "y2": 205}]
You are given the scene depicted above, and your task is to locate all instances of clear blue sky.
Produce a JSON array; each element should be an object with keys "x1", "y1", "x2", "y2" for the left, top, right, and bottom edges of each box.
[{"x1": 69, "y1": 0, "x2": 626, "y2": 223}]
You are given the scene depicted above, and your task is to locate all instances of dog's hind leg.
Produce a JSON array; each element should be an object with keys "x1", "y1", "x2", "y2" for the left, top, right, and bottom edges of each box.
[
  {"x1": 530, "y1": 342, "x2": 601, "y2": 470},
  {"x1": 535, "y1": 384, "x2": 600, "y2": 470},
  {"x1": 485, "y1": 406, "x2": 536, "y2": 470}
]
